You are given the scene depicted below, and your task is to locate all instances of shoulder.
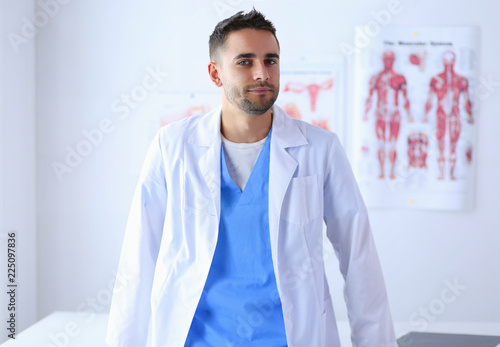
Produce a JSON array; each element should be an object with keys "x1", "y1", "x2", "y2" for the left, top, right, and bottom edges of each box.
[
  {"x1": 455, "y1": 73, "x2": 469, "y2": 89},
  {"x1": 154, "y1": 112, "x2": 207, "y2": 156},
  {"x1": 158, "y1": 113, "x2": 202, "y2": 138},
  {"x1": 429, "y1": 74, "x2": 442, "y2": 86},
  {"x1": 284, "y1": 114, "x2": 341, "y2": 156},
  {"x1": 391, "y1": 72, "x2": 407, "y2": 86},
  {"x1": 295, "y1": 117, "x2": 337, "y2": 142},
  {"x1": 369, "y1": 72, "x2": 382, "y2": 85}
]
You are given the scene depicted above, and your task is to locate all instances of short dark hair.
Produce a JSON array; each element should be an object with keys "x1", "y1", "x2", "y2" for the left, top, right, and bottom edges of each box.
[{"x1": 209, "y1": 9, "x2": 279, "y2": 62}]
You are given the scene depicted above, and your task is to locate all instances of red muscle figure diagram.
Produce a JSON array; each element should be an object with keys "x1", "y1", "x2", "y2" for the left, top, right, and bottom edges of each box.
[
  {"x1": 282, "y1": 79, "x2": 333, "y2": 112},
  {"x1": 364, "y1": 50, "x2": 413, "y2": 179},
  {"x1": 424, "y1": 50, "x2": 473, "y2": 180}
]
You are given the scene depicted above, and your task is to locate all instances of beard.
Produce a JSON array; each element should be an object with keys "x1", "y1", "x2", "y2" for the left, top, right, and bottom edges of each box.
[{"x1": 224, "y1": 81, "x2": 279, "y2": 116}]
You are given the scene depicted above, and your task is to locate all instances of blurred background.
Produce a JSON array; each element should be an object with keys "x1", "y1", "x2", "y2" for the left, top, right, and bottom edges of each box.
[{"x1": 1, "y1": 0, "x2": 499, "y2": 343}]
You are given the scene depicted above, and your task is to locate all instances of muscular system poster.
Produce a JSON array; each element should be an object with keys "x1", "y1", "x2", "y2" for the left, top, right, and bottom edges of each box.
[{"x1": 352, "y1": 27, "x2": 479, "y2": 210}]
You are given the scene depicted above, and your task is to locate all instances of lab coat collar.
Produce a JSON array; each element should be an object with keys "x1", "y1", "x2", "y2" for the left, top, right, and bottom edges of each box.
[
  {"x1": 267, "y1": 105, "x2": 308, "y2": 290},
  {"x1": 186, "y1": 104, "x2": 308, "y2": 148},
  {"x1": 188, "y1": 105, "x2": 222, "y2": 147},
  {"x1": 187, "y1": 106, "x2": 223, "y2": 221},
  {"x1": 270, "y1": 104, "x2": 308, "y2": 148},
  {"x1": 186, "y1": 104, "x2": 308, "y2": 231}
]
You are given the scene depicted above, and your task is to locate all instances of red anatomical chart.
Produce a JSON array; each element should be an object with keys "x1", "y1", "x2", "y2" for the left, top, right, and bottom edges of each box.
[
  {"x1": 363, "y1": 50, "x2": 413, "y2": 179},
  {"x1": 424, "y1": 50, "x2": 473, "y2": 180},
  {"x1": 353, "y1": 27, "x2": 479, "y2": 210}
]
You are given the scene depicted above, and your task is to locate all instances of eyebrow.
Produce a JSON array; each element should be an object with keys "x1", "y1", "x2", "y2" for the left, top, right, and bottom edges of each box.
[{"x1": 233, "y1": 53, "x2": 280, "y2": 60}]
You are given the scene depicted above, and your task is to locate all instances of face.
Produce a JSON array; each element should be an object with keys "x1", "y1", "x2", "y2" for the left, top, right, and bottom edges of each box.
[
  {"x1": 382, "y1": 51, "x2": 395, "y2": 70},
  {"x1": 212, "y1": 29, "x2": 280, "y2": 116},
  {"x1": 442, "y1": 51, "x2": 456, "y2": 68}
]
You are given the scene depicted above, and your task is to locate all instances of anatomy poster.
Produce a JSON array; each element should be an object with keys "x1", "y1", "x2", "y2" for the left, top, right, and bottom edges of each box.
[
  {"x1": 127, "y1": 90, "x2": 219, "y2": 176},
  {"x1": 276, "y1": 55, "x2": 345, "y2": 140},
  {"x1": 352, "y1": 27, "x2": 479, "y2": 210}
]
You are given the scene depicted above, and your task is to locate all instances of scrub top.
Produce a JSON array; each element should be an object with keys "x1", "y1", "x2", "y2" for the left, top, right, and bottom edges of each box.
[{"x1": 185, "y1": 129, "x2": 287, "y2": 346}]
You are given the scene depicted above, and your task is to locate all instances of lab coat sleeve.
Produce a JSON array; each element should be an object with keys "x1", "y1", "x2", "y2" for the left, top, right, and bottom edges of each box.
[
  {"x1": 323, "y1": 135, "x2": 397, "y2": 347},
  {"x1": 106, "y1": 132, "x2": 167, "y2": 347}
]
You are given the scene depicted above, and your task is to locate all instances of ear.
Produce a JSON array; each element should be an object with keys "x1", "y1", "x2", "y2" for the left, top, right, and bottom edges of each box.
[{"x1": 208, "y1": 62, "x2": 222, "y2": 87}]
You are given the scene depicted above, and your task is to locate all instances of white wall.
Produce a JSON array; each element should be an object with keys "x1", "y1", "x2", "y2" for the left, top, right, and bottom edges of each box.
[
  {"x1": 35, "y1": 0, "x2": 500, "y2": 333},
  {"x1": 1, "y1": 0, "x2": 37, "y2": 342}
]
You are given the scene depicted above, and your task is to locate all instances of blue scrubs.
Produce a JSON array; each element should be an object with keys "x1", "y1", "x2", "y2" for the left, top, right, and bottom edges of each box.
[{"x1": 185, "y1": 130, "x2": 287, "y2": 346}]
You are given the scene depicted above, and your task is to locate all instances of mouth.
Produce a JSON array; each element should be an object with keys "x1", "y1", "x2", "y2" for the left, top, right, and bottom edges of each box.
[
  {"x1": 247, "y1": 83, "x2": 275, "y2": 94},
  {"x1": 249, "y1": 88, "x2": 272, "y2": 94}
]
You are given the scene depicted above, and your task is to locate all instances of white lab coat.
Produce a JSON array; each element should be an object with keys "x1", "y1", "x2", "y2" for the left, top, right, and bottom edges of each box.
[{"x1": 106, "y1": 105, "x2": 397, "y2": 347}]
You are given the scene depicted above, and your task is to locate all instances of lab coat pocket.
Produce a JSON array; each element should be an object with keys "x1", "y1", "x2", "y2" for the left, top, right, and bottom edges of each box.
[{"x1": 282, "y1": 175, "x2": 321, "y2": 225}]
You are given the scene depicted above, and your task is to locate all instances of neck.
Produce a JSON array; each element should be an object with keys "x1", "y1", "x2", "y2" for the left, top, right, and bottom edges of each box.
[{"x1": 220, "y1": 103, "x2": 273, "y2": 143}]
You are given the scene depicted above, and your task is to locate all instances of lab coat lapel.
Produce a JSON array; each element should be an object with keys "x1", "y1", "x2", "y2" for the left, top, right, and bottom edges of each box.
[
  {"x1": 268, "y1": 105, "x2": 308, "y2": 273},
  {"x1": 185, "y1": 104, "x2": 308, "y2": 252},
  {"x1": 188, "y1": 107, "x2": 222, "y2": 220}
]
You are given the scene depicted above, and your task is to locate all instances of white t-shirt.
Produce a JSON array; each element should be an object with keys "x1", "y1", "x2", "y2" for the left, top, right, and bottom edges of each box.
[{"x1": 221, "y1": 134, "x2": 267, "y2": 191}]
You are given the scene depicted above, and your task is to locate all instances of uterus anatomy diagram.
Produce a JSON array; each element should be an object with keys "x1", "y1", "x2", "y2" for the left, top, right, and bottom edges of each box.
[{"x1": 281, "y1": 78, "x2": 334, "y2": 130}]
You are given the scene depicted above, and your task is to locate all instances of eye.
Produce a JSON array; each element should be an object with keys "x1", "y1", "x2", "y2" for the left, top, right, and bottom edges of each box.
[
  {"x1": 237, "y1": 60, "x2": 250, "y2": 66},
  {"x1": 266, "y1": 59, "x2": 278, "y2": 65}
]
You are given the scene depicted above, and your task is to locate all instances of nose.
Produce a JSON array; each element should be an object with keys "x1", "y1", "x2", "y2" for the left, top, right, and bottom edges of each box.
[{"x1": 253, "y1": 60, "x2": 269, "y2": 81}]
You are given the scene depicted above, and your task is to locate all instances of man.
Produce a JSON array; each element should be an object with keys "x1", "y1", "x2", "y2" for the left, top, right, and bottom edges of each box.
[
  {"x1": 424, "y1": 50, "x2": 473, "y2": 180},
  {"x1": 364, "y1": 50, "x2": 412, "y2": 180},
  {"x1": 107, "y1": 10, "x2": 396, "y2": 347}
]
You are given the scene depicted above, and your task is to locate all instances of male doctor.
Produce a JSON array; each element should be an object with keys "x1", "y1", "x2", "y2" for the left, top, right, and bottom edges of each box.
[{"x1": 107, "y1": 9, "x2": 397, "y2": 347}]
